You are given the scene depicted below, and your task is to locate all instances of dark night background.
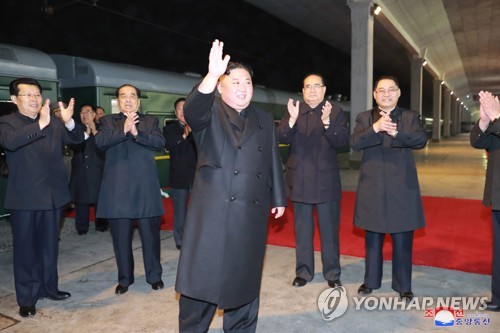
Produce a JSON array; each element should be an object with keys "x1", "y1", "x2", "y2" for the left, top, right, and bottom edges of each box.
[{"x1": 0, "y1": 0, "x2": 428, "y2": 110}]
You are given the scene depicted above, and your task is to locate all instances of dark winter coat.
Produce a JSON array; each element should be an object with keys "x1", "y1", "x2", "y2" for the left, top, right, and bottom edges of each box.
[
  {"x1": 470, "y1": 120, "x2": 500, "y2": 210},
  {"x1": 276, "y1": 100, "x2": 349, "y2": 203},
  {"x1": 175, "y1": 89, "x2": 287, "y2": 309},
  {"x1": 95, "y1": 112, "x2": 165, "y2": 219},
  {"x1": 163, "y1": 121, "x2": 197, "y2": 189},
  {"x1": 69, "y1": 134, "x2": 105, "y2": 204},
  {"x1": 0, "y1": 112, "x2": 84, "y2": 210},
  {"x1": 350, "y1": 107, "x2": 427, "y2": 233}
]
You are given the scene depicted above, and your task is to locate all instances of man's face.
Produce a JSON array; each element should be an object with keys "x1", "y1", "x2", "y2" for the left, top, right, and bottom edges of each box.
[
  {"x1": 373, "y1": 79, "x2": 401, "y2": 111},
  {"x1": 80, "y1": 105, "x2": 96, "y2": 125},
  {"x1": 217, "y1": 68, "x2": 253, "y2": 111},
  {"x1": 95, "y1": 107, "x2": 105, "y2": 120},
  {"x1": 11, "y1": 84, "x2": 43, "y2": 118},
  {"x1": 175, "y1": 101, "x2": 186, "y2": 125},
  {"x1": 302, "y1": 75, "x2": 326, "y2": 108},
  {"x1": 117, "y1": 86, "x2": 140, "y2": 113}
]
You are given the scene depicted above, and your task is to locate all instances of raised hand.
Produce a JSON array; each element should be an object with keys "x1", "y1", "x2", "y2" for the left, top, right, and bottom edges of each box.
[
  {"x1": 39, "y1": 99, "x2": 51, "y2": 130},
  {"x1": 321, "y1": 101, "x2": 332, "y2": 124},
  {"x1": 123, "y1": 112, "x2": 139, "y2": 135},
  {"x1": 479, "y1": 91, "x2": 500, "y2": 121},
  {"x1": 287, "y1": 99, "x2": 299, "y2": 127},
  {"x1": 198, "y1": 39, "x2": 231, "y2": 94},
  {"x1": 59, "y1": 98, "x2": 75, "y2": 124},
  {"x1": 208, "y1": 39, "x2": 231, "y2": 78},
  {"x1": 373, "y1": 111, "x2": 397, "y2": 135}
]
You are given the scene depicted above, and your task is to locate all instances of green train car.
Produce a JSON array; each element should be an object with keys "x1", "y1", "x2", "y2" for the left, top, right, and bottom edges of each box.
[{"x1": 0, "y1": 42, "x2": 351, "y2": 218}]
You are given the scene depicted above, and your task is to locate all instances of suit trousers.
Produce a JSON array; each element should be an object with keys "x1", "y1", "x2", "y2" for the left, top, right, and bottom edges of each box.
[
  {"x1": 10, "y1": 209, "x2": 61, "y2": 306},
  {"x1": 109, "y1": 217, "x2": 162, "y2": 286},
  {"x1": 293, "y1": 200, "x2": 341, "y2": 281},
  {"x1": 364, "y1": 230, "x2": 414, "y2": 293},
  {"x1": 491, "y1": 210, "x2": 500, "y2": 305},
  {"x1": 179, "y1": 294, "x2": 259, "y2": 333},
  {"x1": 75, "y1": 203, "x2": 108, "y2": 232},
  {"x1": 170, "y1": 187, "x2": 190, "y2": 247},
  {"x1": 75, "y1": 203, "x2": 91, "y2": 233}
]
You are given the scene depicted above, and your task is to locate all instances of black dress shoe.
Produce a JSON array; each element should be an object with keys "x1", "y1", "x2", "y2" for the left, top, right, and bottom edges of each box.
[
  {"x1": 77, "y1": 231, "x2": 87, "y2": 235},
  {"x1": 46, "y1": 291, "x2": 71, "y2": 301},
  {"x1": 19, "y1": 306, "x2": 36, "y2": 317},
  {"x1": 152, "y1": 280, "x2": 164, "y2": 290},
  {"x1": 115, "y1": 285, "x2": 128, "y2": 295},
  {"x1": 95, "y1": 227, "x2": 108, "y2": 232},
  {"x1": 485, "y1": 301, "x2": 500, "y2": 312},
  {"x1": 358, "y1": 284, "x2": 373, "y2": 295},
  {"x1": 176, "y1": 244, "x2": 181, "y2": 250},
  {"x1": 292, "y1": 277, "x2": 307, "y2": 287},
  {"x1": 327, "y1": 279, "x2": 342, "y2": 288},
  {"x1": 399, "y1": 291, "x2": 414, "y2": 301}
]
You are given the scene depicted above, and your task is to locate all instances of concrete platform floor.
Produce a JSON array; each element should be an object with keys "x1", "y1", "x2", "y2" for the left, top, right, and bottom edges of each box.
[{"x1": 0, "y1": 134, "x2": 498, "y2": 332}]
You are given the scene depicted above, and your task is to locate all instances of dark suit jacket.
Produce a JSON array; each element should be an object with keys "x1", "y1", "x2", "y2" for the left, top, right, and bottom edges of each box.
[
  {"x1": 470, "y1": 120, "x2": 500, "y2": 210},
  {"x1": 69, "y1": 133, "x2": 105, "y2": 204},
  {"x1": 350, "y1": 107, "x2": 427, "y2": 233},
  {"x1": 163, "y1": 122, "x2": 197, "y2": 189},
  {"x1": 175, "y1": 89, "x2": 287, "y2": 309},
  {"x1": 95, "y1": 112, "x2": 165, "y2": 219},
  {"x1": 0, "y1": 112, "x2": 84, "y2": 210},
  {"x1": 276, "y1": 100, "x2": 349, "y2": 203}
]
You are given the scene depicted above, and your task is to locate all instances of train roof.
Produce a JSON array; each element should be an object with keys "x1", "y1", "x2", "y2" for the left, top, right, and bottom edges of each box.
[
  {"x1": 51, "y1": 54, "x2": 199, "y2": 95},
  {"x1": 0, "y1": 43, "x2": 57, "y2": 81},
  {"x1": 51, "y1": 54, "x2": 296, "y2": 105}
]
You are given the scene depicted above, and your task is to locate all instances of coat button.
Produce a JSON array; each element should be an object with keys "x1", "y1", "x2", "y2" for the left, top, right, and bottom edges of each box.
[
  {"x1": 258, "y1": 146, "x2": 263, "y2": 152},
  {"x1": 234, "y1": 170, "x2": 239, "y2": 175},
  {"x1": 238, "y1": 146, "x2": 242, "y2": 149},
  {"x1": 256, "y1": 172, "x2": 262, "y2": 178},
  {"x1": 230, "y1": 197, "x2": 236, "y2": 202},
  {"x1": 253, "y1": 199, "x2": 259, "y2": 204},
  {"x1": 259, "y1": 124, "x2": 264, "y2": 129}
]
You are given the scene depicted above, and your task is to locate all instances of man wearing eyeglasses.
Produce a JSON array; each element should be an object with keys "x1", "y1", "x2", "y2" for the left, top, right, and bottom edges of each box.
[
  {"x1": 276, "y1": 73, "x2": 349, "y2": 289},
  {"x1": 350, "y1": 75, "x2": 427, "y2": 302},
  {"x1": 0, "y1": 77, "x2": 84, "y2": 318}
]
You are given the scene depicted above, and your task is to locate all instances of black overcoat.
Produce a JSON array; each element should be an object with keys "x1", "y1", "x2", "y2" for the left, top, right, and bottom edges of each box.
[
  {"x1": 69, "y1": 134, "x2": 105, "y2": 204},
  {"x1": 350, "y1": 107, "x2": 427, "y2": 233},
  {"x1": 163, "y1": 122, "x2": 197, "y2": 189},
  {"x1": 0, "y1": 112, "x2": 84, "y2": 210},
  {"x1": 470, "y1": 120, "x2": 500, "y2": 210},
  {"x1": 276, "y1": 100, "x2": 349, "y2": 203},
  {"x1": 95, "y1": 112, "x2": 165, "y2": 219},
  {"x1": 175, "y1": 89, "x2": 287, "y2": 309}
]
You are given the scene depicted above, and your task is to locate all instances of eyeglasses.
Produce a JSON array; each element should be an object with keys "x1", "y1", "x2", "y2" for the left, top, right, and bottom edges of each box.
[
  {"x1": 375, "y1": 87, "x2": 399, "y2": 95},
  {"x1": 304, "y1": 84, "x2": 324, "y2": 91},
  {"x1": 18, "y1": 93, "x2": 42, "y2": 99}
]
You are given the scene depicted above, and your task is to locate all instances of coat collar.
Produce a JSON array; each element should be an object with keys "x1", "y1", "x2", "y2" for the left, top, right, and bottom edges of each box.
[{"x1": 215, "y1": 98, "x2": 260, "y2": 147}]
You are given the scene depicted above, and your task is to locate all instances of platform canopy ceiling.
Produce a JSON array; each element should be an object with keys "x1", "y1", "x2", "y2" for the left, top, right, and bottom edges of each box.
[{"x1": 246, "y1": 0, "x2": 500, "y2": 109}]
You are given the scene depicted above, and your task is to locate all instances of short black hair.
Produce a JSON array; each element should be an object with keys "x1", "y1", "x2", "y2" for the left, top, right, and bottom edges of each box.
[
  {"x1": 80, "y1": 104, "x2": 96, "y2": 112},
  {"x1": 224, "y1": 61, "x2": 253, "y2": 78},
  {"x1": 9, "y1": 77, "x2": 42, "y2": 96},
  {"x1": 174, "y1": 97, "x2": 186, "y2": 110},
  {"x1": 374, "y1": 75, "x2": 399, "y2": 90},
  {"x1": 115, "y1": 84, "x2": 141, "y2": 98}
]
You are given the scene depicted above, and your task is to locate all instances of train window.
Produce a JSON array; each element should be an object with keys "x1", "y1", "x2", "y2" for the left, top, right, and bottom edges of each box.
[{"x1": 164, "y1": 118, "x2": 177, "y2": 127}]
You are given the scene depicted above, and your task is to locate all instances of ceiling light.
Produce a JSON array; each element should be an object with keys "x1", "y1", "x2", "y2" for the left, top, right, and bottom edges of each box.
[{"x1": 371, "y1": 3, "x2": 382, "y2": 16}]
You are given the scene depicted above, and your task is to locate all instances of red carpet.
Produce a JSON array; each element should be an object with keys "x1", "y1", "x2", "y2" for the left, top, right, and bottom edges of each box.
[
  {"x1": 68, "y1": 192, "x2": 492, "y2": 275},
  {"x1": 267, "y1": 192, "x2": 493, "y2": 275}
]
